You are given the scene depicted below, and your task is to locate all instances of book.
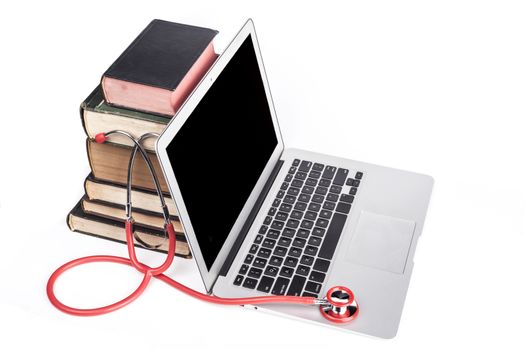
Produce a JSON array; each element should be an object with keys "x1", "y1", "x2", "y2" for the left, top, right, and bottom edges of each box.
[
  {"x1": 81, "y1": 86, "x2": 169, "y2": 151},
  {"x1": 81, "y1": 197, "x2": 181, "y2": 232},
  {"x1": 102, "y1": 19, "x2": 218, "y2": 116},
  {"x1": 86, "y1": 139, "x2": 169, "y2": 193},
  {"x1": 84, "y1": 173, "x2": 177, "y2": 216},
  {"x1": 67, "y1": 199, "x2": 190, "y2": 257}
]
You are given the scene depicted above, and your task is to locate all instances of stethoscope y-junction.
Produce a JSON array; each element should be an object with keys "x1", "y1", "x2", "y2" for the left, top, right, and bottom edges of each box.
[{"x1": 47, "y1": 131, "x2": 359, "y2": 323}]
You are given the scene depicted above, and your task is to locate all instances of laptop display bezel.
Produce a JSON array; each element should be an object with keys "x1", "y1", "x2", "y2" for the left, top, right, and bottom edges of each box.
[{"x1": 156, "y1": 19, "x2": 284, "y2": 292}]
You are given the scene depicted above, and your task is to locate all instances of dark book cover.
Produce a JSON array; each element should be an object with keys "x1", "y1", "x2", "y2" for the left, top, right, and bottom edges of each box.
[{"x1": 103, "y1": 19, "x2": 218, "y2": 90}]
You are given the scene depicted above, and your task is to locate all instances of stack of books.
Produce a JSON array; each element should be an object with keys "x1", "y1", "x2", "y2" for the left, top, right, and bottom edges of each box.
[{"x1": 67, "y1": 19, "x2": 218, "y2": 258}]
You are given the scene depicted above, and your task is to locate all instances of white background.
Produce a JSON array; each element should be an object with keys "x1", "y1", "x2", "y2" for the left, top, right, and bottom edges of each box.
[{"x1": 1, "y1": 0, "x2": 524, "y2": 348}]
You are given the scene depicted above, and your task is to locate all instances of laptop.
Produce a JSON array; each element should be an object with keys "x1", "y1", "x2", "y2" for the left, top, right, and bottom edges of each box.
[{"x1": 156, "y1": 19, "x2": 433, "y2": 338}]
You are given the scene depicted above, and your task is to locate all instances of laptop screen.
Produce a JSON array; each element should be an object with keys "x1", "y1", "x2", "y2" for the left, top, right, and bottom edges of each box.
[{"x1": 166, "y1": 34, "x2": 278, "y2": 269}]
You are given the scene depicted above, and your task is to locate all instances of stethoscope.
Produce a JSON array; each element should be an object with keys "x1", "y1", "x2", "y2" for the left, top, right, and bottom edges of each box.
[{"x1": 47, "y1": 131, "x2": 359, "y2": 323}]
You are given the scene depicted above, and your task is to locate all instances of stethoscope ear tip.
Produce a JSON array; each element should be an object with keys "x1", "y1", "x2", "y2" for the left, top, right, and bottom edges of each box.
[{"x1": 94, "y1": 133, "x2": 108, "y2": 144}]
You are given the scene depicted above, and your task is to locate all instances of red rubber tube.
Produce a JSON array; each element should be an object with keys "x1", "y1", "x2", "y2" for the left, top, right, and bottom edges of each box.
[{"x1": 47, "y1": 221, "x2": 316, "y2": 317}]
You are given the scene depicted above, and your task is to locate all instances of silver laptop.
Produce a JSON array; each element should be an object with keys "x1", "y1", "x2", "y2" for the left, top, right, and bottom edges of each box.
[{"x1": 156, "y1": 19, "x2": 433, "y2": 338}]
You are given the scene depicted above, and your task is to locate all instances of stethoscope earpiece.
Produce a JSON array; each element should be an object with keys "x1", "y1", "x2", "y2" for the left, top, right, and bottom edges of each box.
[{"x1": 319, "y1": 286, "x2": 359, "y2": 323}]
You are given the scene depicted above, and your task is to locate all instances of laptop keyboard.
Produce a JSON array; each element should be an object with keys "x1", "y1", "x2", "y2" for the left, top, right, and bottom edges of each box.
[{"x1": 233, "y1": 159, "x2": 363, "y2": 298}]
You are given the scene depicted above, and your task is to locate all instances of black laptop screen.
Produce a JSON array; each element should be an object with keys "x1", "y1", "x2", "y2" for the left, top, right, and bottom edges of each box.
[{"x1": 166, "y1": 35, "x2": 278, "y2": 270}]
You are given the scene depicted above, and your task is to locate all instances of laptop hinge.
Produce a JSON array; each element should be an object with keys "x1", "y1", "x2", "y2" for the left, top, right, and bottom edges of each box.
[{"x1": 218, "y1": 159, "x2": 284, "y2": 277}]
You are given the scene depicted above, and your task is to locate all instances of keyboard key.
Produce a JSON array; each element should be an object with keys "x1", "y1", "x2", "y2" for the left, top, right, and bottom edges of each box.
[
  {"x1": 313, "y1": 163, "x2": 324, "y2": 171},
  {"x1": 289, "y1": 247, "x2": 302, "y2": 257},
  {"x1": 276, "y1": 212, "x2": 288, "y2": 221},
  {"x1": 294, "y1": 201, "x2": 307, "y2": 211},
  {"x1": 291, "y1": 179, "x2": 304, "y2": 188},
  {"x1": 264, "y1": 216, "x2": 272, "y2": 225},
  {"x1": 292, "y1": 159, "x2": 301, "y2": 166},
  {"x1": 340, "y1": 194, "x2": 354, "y2": 203},
  {"x1": 244, "y1": 254, "x2": 254, "y2": 264},
  {"x1": 283, "y1": 195, "x2": 296, "y2": 204},
  {"x1": 264, "y1": 265, "x2": 279, "y2": 277},
  {"x1": 316, "y1": 218, "x2": 329, "y2": 228},
  {"x1": 249, "y1": 244, "x2": 258, "y2": 254},
  {"x1": 319, "y1": 210, "x2": 332, "y2": 219},
  {"x1": 309, "y1": 271, "x2": 326, "y2": 283},
  {"x1": 286, "y1": 275, "x2": 307, "y2": 296},
  {"x1": 312, "y1": 227, "x2": 326, "y2": 237},
  {"x1": 257, "y1": 276, "x2": 275, "y2": 293},
  {"x1": 319, "y1": 179, "x2": 331, "y2": 187},
  {"x1": 329, "y1": 185, "x2": 342, "y2": 194},
  {"x1": 254, "y1": 234, "x2": 263, "y2": 244},
  {"x1": 319, "y1": 212, "x2": 347, "y2": 260},
  {"x1": 258, "y1": 248, "x2": 271, "y2": 259},
  {"x1": 278, "y1": 237, "x2": 292, "y2": 247},
  {"x1": 276, "y1": 190, "x2": 285, "y2": 199},
  {"x1": 322, "y1": 166, "x2": 336, "y2": 180},
  {"x1": 298, "y1": 160, "x2": 312, "y2": 173},
  {"x1": 248, "y1": 267, "x2": 263, "y2": 279},
  {"x1": 298, "y1": 194, "x2": 311, "y2": 202},
  {"x1": 280, "y1": 182, "x2": 289, "y2": 190},
  {"x1": 323, "y1": 201, "x2": 335, "y2": 210},
  {"x1": 308, "y1": 203, "x2": 321, "y2": 212},
  {"x1": 239, "y1": 264, "x2": 249, "y2": 275},
  {"x1": 271, "y1": 220, "x2": 284, "y2": 230},
  {"x1": 308, "y1": 236, "x2": 322, "y2": 247},
  {"x1": 296, "y1": 265, "x2": 310, "y2": 276},
  {"x1": 290, "y1": 210, "x2": 303, "y2": 220},
  {"x1": 243, "y1": 277, "x2": 258, "y2": 289},
  {"x1": 333, "y1": 168, "x2": 349, "y2": 186},
  {"x1": 352, "y1": 179, "x2": 360, "y2": 187},
  {"x1": 286, "y1": 219, "x2": 300, "y2": 229},
  {"x1": 271, "y1": 277, "x2": 290, "y2": 295},
  {"x1": 355, "y1": 171, "x2": 363, "y2": 180},
  {"x1": 309, "y1": 170, "x2": 321, "y2": 179},
  {"x1": 349, "y1": 187, "x2": 357, "y2": 195},
  {"x1": 305, "y1": 245, "x2": 319, "y2": 256},
  {"x1": 274, "y1": 246, "x2": 287, "y2": 257},
  {"x1": 282, "y1": 228, "x2": 295, "y2": 238},
  {"x1": 279, "y1": 267, "x2": 294, "y2": 278},
  {"x1": 284, "y1": 256, "x2": 298, "y2": 267},
  {"x1": 253, "y1": 258, "x2": 267, "y2": 268},
  {"x1": 296, "y1": 229, "x2": 310, "y2": 239},
  {"x1": 234, "y1": 275, "x2": 244, "y2": 286},
  {"x1": 292, "y1": 238, "x2": 306, "y2": 248},
  {"x1": 302, "y1": 186, "x2": 314, "y2": 195},
  {"x1": 305, "y1": 281, "x2": 322, "y2": 294},
  {"x1": 288, "y1": 166, "x2": 297, "y2": 174},
  {"x1": 262, "y1": 238, "x2": 276, "y2": 249},
  {"x1": 313, "y1": 258, "x2": 330, "y2": 272},
  {"x1": 300, "y1": 220, "x2": 314, "y2": 229},
  {"x1": 300, "y1": 255, "x2": 314, "y2": 266},
  {"x1": 287, "y1": 187, "x2": 300, "y2": 196},
  {"x1": 285, "y1": 174, "x2": 293, "y2": 182},
  {"x1": 269, "y1": 256, "x2": 284, "y2": 266},
  {"x1": 327, "y1": 193, "x2": 339, "y2": 202},
  {"x1": 268, "y1": 207, "x2": 277, "y2": 216},
  {"x1": 315, "y1": 186, "x2": 327, "y2": 195},
  {"x1": 259, "y1": 225, "x2": 268, "y2": 234},
  {"x1": 335, "y1": 202, "x2": 351, "y2": 214},
  {"x1": 305, "y1": 178, "x2": 317, "y2": 186},
  {"x1": 312, "y1": 194, "x2": 324, "y2": 203},
  {"x1": 273, "y1": 198, "x2": 281, "y2": 207},
  {"x1": 346, "y1": 178, "x2": 354, "y2": 186},
  {"x1": 303, "y1": 292, "x2": 318, "y2": 298},
  {"x1": 295, "y1": 171, "x2": 307, "y2": 180},
  {"x1": 304, "y1": 211, "x2": 317, "y2": 221},
  {"x1": 280, "y1": 203, "x2": 292, "y2": 212},
  {"x1": 267, "y1": 229, "x2": 279, "y2": 240}
]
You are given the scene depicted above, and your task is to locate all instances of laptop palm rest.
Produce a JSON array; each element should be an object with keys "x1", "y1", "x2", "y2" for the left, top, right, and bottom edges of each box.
[{"x1": 346, "y1": 211, "x2": 416, "y2": 274}]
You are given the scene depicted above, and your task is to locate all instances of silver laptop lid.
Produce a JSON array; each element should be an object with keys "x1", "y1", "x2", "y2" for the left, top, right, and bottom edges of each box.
[{"x1": 156, "y1": 19, "x2": 284, "y2": 291}]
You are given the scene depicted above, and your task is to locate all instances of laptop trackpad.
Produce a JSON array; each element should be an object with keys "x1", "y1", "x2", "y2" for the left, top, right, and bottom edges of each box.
[{"x1": 346, "y1": 211, "x2": 416, "y2": 274}]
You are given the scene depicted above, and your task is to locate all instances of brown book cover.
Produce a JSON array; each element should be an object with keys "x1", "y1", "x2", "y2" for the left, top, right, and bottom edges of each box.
[{"x1": 67, "y1": 198, "x2": 190, "y2": 257}]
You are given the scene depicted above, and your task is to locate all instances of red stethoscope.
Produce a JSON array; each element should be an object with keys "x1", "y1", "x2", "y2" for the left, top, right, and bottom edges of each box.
[{"x1": 47, "y1": 131, "x2": 359, "y2": 323}]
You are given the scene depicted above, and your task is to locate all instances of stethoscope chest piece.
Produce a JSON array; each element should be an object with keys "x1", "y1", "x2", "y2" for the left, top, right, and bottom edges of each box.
[{"x1": 320, "y1": 286, "x2": 359, "y2": 323}]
